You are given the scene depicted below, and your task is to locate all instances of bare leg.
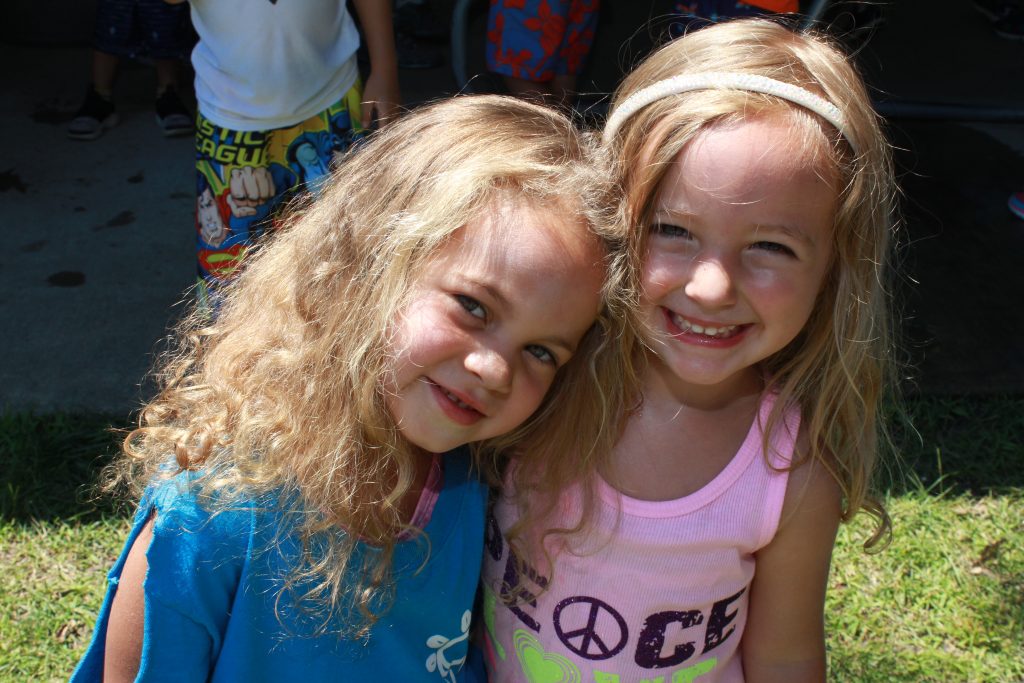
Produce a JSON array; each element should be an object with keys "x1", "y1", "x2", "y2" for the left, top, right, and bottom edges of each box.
[
  {"x1": 91, "y1": 50, "x2": 120, "y2": 98},
  {"x1": 549, "y1": 74, "x2": 578, "y2": 110},
  {"x1": 503, "y1": 74, "x2": 577, "y2": 111},
  {"x1": 154, "y1": 58, "x2": 181, "y2": 96},
  {"x1": 502, "y1": 75, "x2": 554, "y2": 104}
]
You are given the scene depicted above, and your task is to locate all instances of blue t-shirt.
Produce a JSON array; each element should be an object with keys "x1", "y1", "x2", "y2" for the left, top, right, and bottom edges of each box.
[{"x1": 71, "y1": 449, "x2": 487, "y2": 682}]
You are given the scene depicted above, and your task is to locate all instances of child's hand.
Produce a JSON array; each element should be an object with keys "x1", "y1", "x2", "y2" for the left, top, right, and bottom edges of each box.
[{"x1": 360, "y1": 71, "x2": 401, "y2": 129}]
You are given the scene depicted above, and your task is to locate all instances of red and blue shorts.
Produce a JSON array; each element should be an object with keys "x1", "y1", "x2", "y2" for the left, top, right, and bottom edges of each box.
[
  {"x1": 670, "y1": 1, "x2": 798, "y2": 36},
  {"x1": 486, "y1": 0, "x2": 600, "y2": 83}
]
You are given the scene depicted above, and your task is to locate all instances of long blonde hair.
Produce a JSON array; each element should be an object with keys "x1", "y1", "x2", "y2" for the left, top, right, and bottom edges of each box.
[
  {"x1": 108, "y1": 95, "x2": 637, "y2": 637},
  {"x1": 604, "y1": 18, "x2": 898, "y2": 546}
]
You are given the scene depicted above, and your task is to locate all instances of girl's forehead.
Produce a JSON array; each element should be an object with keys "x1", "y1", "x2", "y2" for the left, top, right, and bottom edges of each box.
[
  {"x1": 647, "y1": 113, "x2": 838, "y2": 198},
  {"x1": 466, "y1": 199, "x2": 598, "y2": 261}
]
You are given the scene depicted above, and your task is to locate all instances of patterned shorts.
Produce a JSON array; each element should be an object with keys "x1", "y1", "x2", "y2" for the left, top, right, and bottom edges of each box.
[
  {"x1": 671, "y1": 1, "x2": 798, "y2": 36},
  {"x1": 194, "y1": 82, "x2": 365, "y2": 306},
  {"x1": 93, "y1": 0, "x2": 192, "y2": 60},
  {"x1": 486, "y1": 0, "x2": 600, "y2": 83}
]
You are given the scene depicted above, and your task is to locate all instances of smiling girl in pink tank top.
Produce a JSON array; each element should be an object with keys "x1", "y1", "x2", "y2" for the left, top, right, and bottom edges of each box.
[{"x1": 480, "y1": 18, "x2": 899, "y2": 683}]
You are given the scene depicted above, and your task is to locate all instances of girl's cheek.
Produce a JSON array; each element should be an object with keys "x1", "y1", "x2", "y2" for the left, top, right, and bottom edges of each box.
[{"x1": 641, "y1": 256, "x2": 684, "y2": 303}]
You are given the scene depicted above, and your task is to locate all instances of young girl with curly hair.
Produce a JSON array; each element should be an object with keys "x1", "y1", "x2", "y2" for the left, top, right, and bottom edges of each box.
[
  {"x1": 481, "y1": 19, "x2": 898, "y2": 682},
  {"x1": 72, "y1": 94, "x2": 637, "y2": 682}
]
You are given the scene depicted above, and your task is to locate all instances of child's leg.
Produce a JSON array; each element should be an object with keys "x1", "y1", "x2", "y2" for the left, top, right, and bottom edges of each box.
[
  {"x1": 501, "y1": 75, "x2": 555, "y2": 103},
  {"x1": 153, "y1": 59, "x2": 182, "y2": 96},
  {"x1": 68, "y1": 0, "x2": 134, "y2": 139},
  {"x1": 135, "y1": 0, "x2": 191, "y2": 91},
  {"x1": 153, "y1": 57, "x2": 193, "y2": 136},
  {"x1": 486, "y1": 1, "x2": 561, "y2": 97},
  {"x1": 136, "y1": 0, "x2": 194, "y2": 135},
  {"x1": 549, "y1": 74, "x2": 579, "y2": 108},
  {"x1": 549, "y1": 0, "x2": 598, "y2": 107},
  {"x1": 90, "y1": 0, "x2": 137, "y2": 92},
  {"x1": 488, "y1": 0, "x2": 597, "y2": 109},
  {"x1": 91, "y1": 50, "x2": 120, "y2": 98},
  {"x1": 500, "y1": 74, "x2": 577, "y2": 109}
]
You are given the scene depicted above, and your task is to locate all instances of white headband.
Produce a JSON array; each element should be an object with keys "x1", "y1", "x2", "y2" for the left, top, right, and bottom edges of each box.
[{"x1": 602, "y1": 72, "x2": 856, "y2": 153}]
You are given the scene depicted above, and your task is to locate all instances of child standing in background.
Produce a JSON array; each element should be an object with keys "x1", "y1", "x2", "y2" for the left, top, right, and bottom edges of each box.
[
  {"x1": 481, "y1": 19, "x2": 897, "y2": 682},
  {"x1": 71, "y1": 95, "x2": 633, "y2": 682},
  {"x1": 169, "y1": 0, "x2": 402, "y2": 308},
  {"x1": 67, "y1": 0, "x2": 193, "y2": 140},
  {"x1": 486, "y1": 0, "x2": 601, "y2": 109}
]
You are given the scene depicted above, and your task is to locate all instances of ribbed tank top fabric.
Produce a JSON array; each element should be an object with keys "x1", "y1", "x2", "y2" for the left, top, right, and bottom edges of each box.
[{"x1": 482, "y1": 391, "x2": 800, "y2": 683}]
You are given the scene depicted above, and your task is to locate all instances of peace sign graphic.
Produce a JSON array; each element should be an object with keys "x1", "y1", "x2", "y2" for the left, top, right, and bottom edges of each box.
[{"x1": 552, "y1": 596, "x2": 628, "y2": 660}]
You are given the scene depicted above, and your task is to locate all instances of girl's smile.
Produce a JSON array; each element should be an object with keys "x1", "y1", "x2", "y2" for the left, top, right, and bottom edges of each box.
[
  {"x1": 387, "y1": 198, "x2": 605, "y2": 454},
  {"x1": 642, "y1": 116, "x2": 837, "y2": 402},
  {"x1": 427, "y1": 379, "x2": 486, "y2": 425},
  {"x1": 661, "y1": 308, "x2": 748, "y2": 345}
]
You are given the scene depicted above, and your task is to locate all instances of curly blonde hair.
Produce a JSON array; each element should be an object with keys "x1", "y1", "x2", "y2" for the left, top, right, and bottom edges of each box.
[
  {"x1": 108, "y1": 95, "x2": 638, "y2": 637},
  {"x1": 603, "y1": 18, "x2": 899, "y2": 546}
]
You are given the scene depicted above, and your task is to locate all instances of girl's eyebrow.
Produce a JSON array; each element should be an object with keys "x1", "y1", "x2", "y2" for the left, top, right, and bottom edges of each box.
[
  {"x1": 652, "y1": 208, "x2": 698, "y2": 222},
  {"x1": 470, "y1": 278, "x2": 510, "y2": 309},
  {"x1": 753, "y1": 223, "x2": 816, "y2": 246}
]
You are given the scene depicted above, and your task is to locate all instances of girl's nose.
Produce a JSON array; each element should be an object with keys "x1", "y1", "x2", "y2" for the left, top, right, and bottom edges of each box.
[
  {"x1": 684, "y1": 259, "x2": 735, "y2": 307},
  {"x1": 465, "y1": 347, "x2": 513, "y2": 393}
]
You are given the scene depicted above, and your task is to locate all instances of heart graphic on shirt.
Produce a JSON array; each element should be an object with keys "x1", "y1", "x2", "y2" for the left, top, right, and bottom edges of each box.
[{"x1": 513, "y1": 629, "x2": 581, "y2": 683}]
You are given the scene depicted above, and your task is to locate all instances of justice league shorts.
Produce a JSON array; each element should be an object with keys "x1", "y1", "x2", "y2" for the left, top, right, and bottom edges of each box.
[
  {"x1": 93, "y1": 0, "x2": 192, "y2": 60},
  {"x1": 193, "y1": 82, "x2": 365, "y2": 307},
  {"x1": 486, "y1": 0, "x2": 600, "y2": 83}
]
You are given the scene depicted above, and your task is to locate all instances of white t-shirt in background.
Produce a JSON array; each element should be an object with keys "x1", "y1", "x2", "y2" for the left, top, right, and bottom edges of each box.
[{"x1": 188, "y1": 0, "x2": 360, "y2": 131}]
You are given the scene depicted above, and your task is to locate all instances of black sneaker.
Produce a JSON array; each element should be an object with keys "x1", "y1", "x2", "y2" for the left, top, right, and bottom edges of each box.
[
  {"x1": 155, "y1": 87, "x2": 194, "y2": 137},
  {"x1": 67, "y1": 85, "x2": 118, "y2": 140}
]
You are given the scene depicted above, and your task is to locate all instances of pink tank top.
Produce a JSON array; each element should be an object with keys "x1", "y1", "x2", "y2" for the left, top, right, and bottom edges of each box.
[{"x1": 481, "y1": 392, "x2": 799, "y2": 683}]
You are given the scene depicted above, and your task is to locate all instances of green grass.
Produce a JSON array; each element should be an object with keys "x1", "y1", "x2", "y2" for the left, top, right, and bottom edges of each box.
[
  {"x1": 0, "y1": 517, "x2": 129, "y2": 680},
  {"x1": 0, "y1": 412, "x2": 128, "y2": 681},
  {"x1": 828, "y1": 490, "x2": 1023, "y2": 682},
  {"x1": 1, "y1": 398, "x2": 1022, "y2": 682}
]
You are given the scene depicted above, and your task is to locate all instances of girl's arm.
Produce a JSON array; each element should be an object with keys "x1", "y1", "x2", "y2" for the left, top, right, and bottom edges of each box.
[
  {"x1": 741, "y1": 451, "x2": 842, "y2": 683},
  {"x1": 350, "y1": 0, "x2": 401, "y2": 128},
  {"x1": 103, "y1": 517, "x2": 156, "y2": 682}
]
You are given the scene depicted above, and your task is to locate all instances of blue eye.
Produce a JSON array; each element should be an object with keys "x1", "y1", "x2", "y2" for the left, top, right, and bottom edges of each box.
[
  {"x1": 526, "y1": 344, "x2": 556, "y2": 365},
  {"x1": 752, "y1": 241, "x2": 795, "y2": 256},
  {"x1": 455, "y1": 294, "x2": 486, "y2": 320},
  {"x1": 652, "y1": 223, "x2": 692, "y2": 239}
]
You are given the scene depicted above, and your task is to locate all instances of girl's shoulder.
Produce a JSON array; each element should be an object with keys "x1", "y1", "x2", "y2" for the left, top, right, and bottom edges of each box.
[
  {"x1": 757, "y1": 388, "x2": 802, "y2": 467},
  {"x1": 772, "y1": 409, "x2": 843, "y2": 542},
  {"x1": 137, "y1": 472, "x2": 261, "y2": 564}
]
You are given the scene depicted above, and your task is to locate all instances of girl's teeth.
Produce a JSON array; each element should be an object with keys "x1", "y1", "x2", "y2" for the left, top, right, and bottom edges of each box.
[
  {"x1": 445, "y1": 390, "x2": 471, "y2": 410},
  {"x1": 671, "y1": 313, "x2": 738, "y2": 338}
]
